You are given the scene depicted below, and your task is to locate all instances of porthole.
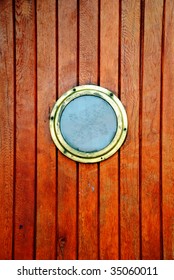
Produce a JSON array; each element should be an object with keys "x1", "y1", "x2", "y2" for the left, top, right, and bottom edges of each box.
[{"x1": 50, "y1": 85, "x2": 128, "y2": 163}]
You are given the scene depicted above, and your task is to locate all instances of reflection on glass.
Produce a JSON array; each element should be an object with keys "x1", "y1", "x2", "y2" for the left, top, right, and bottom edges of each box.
[{"x1": 60, "y1": 95, "x2": 118, "y2": 152}]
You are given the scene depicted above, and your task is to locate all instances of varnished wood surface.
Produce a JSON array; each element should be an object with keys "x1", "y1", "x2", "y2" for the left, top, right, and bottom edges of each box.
[
  {"x1": 141, "y1": 0, "x2": 163, "y2": 259},
  {"x1": 0, "y1": 0, "x2": 14, "y2": 260},
  {"x1": 14, "y1": 0, "x2": 36, "y2": 259},
  {"x1": 0, "y1": 0, "x2": 174, "y2": 260},
  {"x1": 78, "y1": 0, "x2": 99, "y2": 260},
  {"x1": 120, "y1": 0, "x2": 140, "y2": 260},
  {"x1": 100, "y1": 0, "x2": 119, "y2": 259},
  {"x1": 162, "y1": 0, "x2": 174, "y2": 260},
  {"x1": 36, "y1": 0, "x2": 56, "y2": 260},
  {"x1": 58, "y1": 0, "x2": 77, "y2": 260}
]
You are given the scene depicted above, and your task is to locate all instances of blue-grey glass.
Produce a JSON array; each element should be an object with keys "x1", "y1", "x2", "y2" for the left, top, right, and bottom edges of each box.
[{"x1": 60, "y1": 95, "x2": 118, "y2": 153}]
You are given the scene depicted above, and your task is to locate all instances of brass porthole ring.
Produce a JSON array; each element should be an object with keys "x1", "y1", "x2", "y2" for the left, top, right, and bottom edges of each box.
[{"x1": 49, "y1": 85, "x2": 128, "y2": 163}]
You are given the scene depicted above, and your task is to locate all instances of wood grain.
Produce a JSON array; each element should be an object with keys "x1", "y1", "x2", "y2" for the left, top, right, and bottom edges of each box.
[
  {"x1": 141, "y1": 0, "x2": 163, "y2": 259},
  {"x1": 162, "y1": 0, "x2": 174, "y2": 260},
  {"x1": 0, "y1": 0, "x2": 14, "y2": 260},
  {"x1": 78, "y1": 0, "x2": 99, "y2": 259},
  {"x1": 14, "y1": 0, "x2": 36, "y2": 259},
  {"x1": 120, "y1": 0, "x2": 140, "y2": 260},
  {"x1": 100, "y1": 0, "x2": 119, "y2": 260},
  {"x1": 57, "y1": 0, "x2": 77, "y2": 260},
  {"x1": 78, "y1": 163, "x2": 98, "y2": 259},
  {"x1": 36, "y1": 0, "x2": 56, "y2": 260},
  {"x1": 1, "y1": 0, "x2": 174, "y2": 260}
]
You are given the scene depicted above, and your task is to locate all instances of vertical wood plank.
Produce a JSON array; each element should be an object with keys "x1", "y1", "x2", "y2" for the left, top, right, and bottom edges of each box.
[
  {"x1": 162, "y1": 0, "x2": 174, "y2": 260},
  {"x1": 78, "y1": 164, "x2": 98, "y2": 259},
  {"x1": 14, "y1": 0, "x2": 36, "y2": 259},
  {"x1": 141, "y1": 0, "x2": 163, "y2": 259},
  {"x1": 78, "y1": 0, "x2": 99, "y2": 259},
  {"x1": 100, "y1": 0, "x2": 119, "y2": 260},
  {"x1": 120, "y1": 0, "x2": 140, "y2": 259},
  {"x1": 0, "y1": 0, "x2": 14, "y2": 260},
  {"x1": 57, "y1": 0, "x2": 77, "y2": 260},
  {"x1": 36, "y1": 0, "x2": 56, "y2": 259}
]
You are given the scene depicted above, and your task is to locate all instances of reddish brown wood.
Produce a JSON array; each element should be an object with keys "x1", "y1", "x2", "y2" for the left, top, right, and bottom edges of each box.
[
  {"x1": 57, "y1": 153, "x2": 77, "y2": 260},
  {"x1": 36, "y1": 0, "x2": 56, "y2": 260},
  {"x1": 162, "y1": 0, "x2": 174, "y2": 260},
  {"x1": 78, "y1": 163, "x2": 98, "y2": 259},
  {"x1": 1, "y1": 0, "x2": 174, "y2": 261},
  {"x1": 120, "y1": 0, "x2": 140, "y2": 259},
  {"x1": 0, "y1": 0, "x2": 14, "y2": 260},
  {"x1": 78, "y1": 0, "x2": 99, "y2": 259},
  {"x1": 79, "y1": 0, "x2": 98, "y2": 84},
  {"x1": 14, "y1": 0, "x2": 36, "y2": 259},
  {"x1": 100, "y1": 0, "x2": 119, "y2": 260},
  {"x1": 141, "y1": 0, "x2": 163, "y2": 260},
  {"x1": 57, "y1": 0, "x2": 77, "y2": 260}
]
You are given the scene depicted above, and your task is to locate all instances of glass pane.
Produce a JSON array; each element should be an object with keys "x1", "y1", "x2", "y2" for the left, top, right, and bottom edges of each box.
[{"x1": 60, "y1": 95, "x2": 118, "y2": 153}]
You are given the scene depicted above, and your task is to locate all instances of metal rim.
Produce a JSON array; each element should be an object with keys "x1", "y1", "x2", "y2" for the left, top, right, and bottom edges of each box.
[{"x1": 50, "y1": 85, "x2": 128, "y2": 163}]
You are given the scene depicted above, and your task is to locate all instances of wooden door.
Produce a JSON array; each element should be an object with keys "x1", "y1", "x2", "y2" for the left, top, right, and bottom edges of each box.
[{"x1": 0, "y1": 0, "x2": 174, "y2": 260}]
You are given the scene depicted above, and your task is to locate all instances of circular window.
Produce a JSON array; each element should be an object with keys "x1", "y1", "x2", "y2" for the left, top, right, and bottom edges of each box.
[{"x1": 50, "y1": 85, "x2": 128, "y2": 163}]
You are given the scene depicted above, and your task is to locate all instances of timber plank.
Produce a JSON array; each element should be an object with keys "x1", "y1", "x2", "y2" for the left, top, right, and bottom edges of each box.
[
  {"x1": 14, "y1": 0, "x2": 36, "y2": 259},
  {"x1": 1, "y1": 0, "x2": 173, "y2": 261},
  {"x1": 57, "y1": 0, "x2": 77, "y2": 260},
  {"x1": 36, "y1": 0, "x2": 56, "y2": 260},
  {"x1": 78, "y1": 163, "x2": 98, "y2": 259},
  {"x1": 120, "y1": 0, "x2": 140, "y2": 259},
  {"x1": 100, "y1": 0, "x2": 119, "y2": 260},
  {"x1": 141, "y1": 0, "x2": 163, "y2": 259},
  {"x1": 162, "y1": 0, "x2": 174, "y2": 260},
  {"x1": 78, "y1": 0, "x2": 99, "y2": 259},
  {"x1": 0, "y1": 0, "x2": 14, "y2": 260}
]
